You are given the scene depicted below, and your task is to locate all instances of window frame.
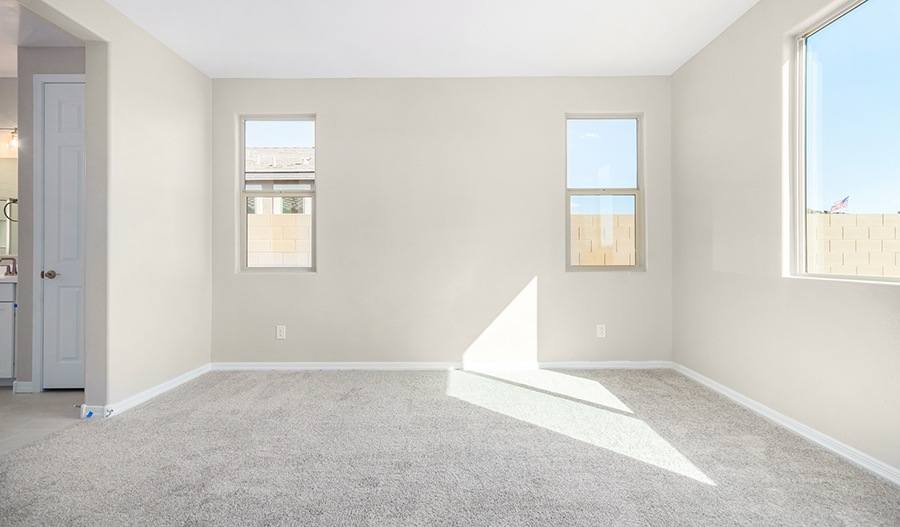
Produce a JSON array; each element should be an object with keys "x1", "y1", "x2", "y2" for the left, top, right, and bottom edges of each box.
[
  {"x1": 791, "y1": 0, "x2": 899, "y2": 284},
  {"x1": 565, "y1": 113, "x2": 646, "y2": 272},
  {"x1": 238, "y1": 114, "x2": 317, "y2": 273}
]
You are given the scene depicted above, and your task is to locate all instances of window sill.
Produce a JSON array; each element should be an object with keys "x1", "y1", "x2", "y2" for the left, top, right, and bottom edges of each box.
[
  {"x1": 785, "y1": 273, "x2": 900, "y2": 286},
  {"x1": 566, "y1": 265, "x2": 647, "y2": 272},
  {"x1": 238, "y1": 267, "x2": 317, "y2": 275}
]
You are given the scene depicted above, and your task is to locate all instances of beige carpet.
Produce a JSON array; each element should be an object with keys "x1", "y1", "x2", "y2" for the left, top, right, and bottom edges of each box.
[{"x1": 1, "y1": 369, "x2": 898, "y2": 526}]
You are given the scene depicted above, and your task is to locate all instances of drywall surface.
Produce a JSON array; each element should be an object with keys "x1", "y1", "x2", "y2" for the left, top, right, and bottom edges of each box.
[
  {"x1": 672, "y1": 0, "x2": 900, "y2": 470},
  {"x1": 0, "y1": 77, "x2": 15, "y2": 160},
  {"x1": 18, "y1": 0, "x2": 212, "y2": 406},
  {"x1": 15, "y1": 47, "x2": 84, "y2": 384},
  {"x1": 212, "y1": 77, "x2": 673, "y2": 364}
]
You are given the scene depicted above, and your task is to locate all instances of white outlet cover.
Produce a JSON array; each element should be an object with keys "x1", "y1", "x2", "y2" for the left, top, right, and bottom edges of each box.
[{"x1": 597, "y1": 325, "x2": 607, "y2": 338}]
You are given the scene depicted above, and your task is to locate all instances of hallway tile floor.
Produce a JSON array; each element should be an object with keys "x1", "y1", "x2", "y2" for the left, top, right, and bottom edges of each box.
[{"x1": 0, "y1": 387, "x2": 83, "y2": 456}]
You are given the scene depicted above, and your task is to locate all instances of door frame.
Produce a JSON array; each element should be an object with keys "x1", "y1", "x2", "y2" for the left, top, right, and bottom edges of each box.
[{"x1": 31, "y1": 73, "x2": 85, "y2": 392}]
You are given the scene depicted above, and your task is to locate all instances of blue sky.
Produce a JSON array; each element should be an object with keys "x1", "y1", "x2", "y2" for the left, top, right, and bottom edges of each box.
[
  {"x1": 245, "y1": 120, "x2": 315, "y2": 148},
  {"x1": 806, "y1": 0, "x2": 900, "y2": 214},
  {"x1": 567, "y1": 119, "x2": 637, "y2": 214}
]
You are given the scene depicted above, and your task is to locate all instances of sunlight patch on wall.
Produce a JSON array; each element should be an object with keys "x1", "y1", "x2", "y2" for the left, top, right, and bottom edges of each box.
[
  {"x1": 446, "y1": 370, "x2": 715, "y2": 485},
  {"x1": 462, "y1": 277, "x2": 538, "y2": 370}
]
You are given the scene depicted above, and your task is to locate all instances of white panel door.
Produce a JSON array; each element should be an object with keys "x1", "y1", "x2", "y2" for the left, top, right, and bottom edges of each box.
[{"x1": 42, "y1": 82, "x2": 85, "y2": 389}]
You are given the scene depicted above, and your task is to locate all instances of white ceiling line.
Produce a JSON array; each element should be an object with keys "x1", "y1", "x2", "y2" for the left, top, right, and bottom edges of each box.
[{"x1": 104, "y1": 0, "x2": 761, "y2": 79}]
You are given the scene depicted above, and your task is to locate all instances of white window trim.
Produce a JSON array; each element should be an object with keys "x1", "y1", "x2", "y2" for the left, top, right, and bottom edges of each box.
[
  {"x1": 238, "y1": 114, "x2": 317, "y2": 273},
  {"x1": 789, "y1": 0, "x2": 899, "y2": 284},
  {"x1": 565, "y1": 113, "x2": 646, "y2": 272}
]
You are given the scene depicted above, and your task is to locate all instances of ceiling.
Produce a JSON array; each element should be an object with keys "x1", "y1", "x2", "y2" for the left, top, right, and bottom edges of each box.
[
  {"x1": 104, "y1": 0, "x2": 761, "y2": 79},
  {"x1": 0, "y1": 0, "x2": 83, "y2": 77}
]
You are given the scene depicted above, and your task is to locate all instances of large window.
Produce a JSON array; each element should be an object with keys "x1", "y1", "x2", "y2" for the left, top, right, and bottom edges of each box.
[
  {"x1": 800, "y1": 0, "x2": 900, "y2": 280},
  {"x1": 241, "y1": 118, "x2": 315, "y2": 270},
  {"x1": 566, "y1": 116, "x2": 643, "y2": 270}
]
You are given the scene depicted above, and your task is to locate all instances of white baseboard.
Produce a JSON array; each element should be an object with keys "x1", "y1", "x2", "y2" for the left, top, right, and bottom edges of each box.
[
  {"x1": 211, "y1": 360, "x2": 675, "y2": 371},
  {"x1": 211, "y1": 361, "x2": 463, "y2": 371},
  {"x1": 96, "y1": 363, "x2": 211, "y2": 419},
  {"x1": 80, "y1": 405, "x2": 106, "y2": 419},
  {"x1": 463, "y1": 360, "x2": 541, "y2": 371},
  {"x1": 12, "y1": 380, "x2": 33, "y2": 393},
  {"x1": 540, "y1": 360, "x2": 675, "y2": 370},
  {"x1": 673, "y1": 364, "x2": 900, "y2": 487}
]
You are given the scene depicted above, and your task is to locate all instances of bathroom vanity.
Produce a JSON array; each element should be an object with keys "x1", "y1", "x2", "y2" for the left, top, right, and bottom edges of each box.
[{"x1": 0, "y1": 277, "x2": 15, "y2": 379}]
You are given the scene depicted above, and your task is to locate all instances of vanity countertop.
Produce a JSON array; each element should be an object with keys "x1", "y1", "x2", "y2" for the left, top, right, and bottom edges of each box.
[{"x1": 0, "y1": 276, "x2": 17, "y2": 283}]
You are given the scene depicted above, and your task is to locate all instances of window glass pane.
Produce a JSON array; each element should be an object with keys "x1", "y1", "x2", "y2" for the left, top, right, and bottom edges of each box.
[
  {"x1": 567, "y1": 119, "x2": 637, "y2": 189},
  {"x1": 281, "y1": 196, "x2": 305, "y2": 214},
  {"x1": 245, "y1": 120, "x2": 315, "y2": 191},
  {"x1": 247, "y1": 196, "x2": 313, "y2": 268},
  {"x1": 805, "y1": 0, "x2": 900, "y2": 277},
  {"x1": 273, "y1": 183, "x2": 313, "y2": 191},
  {"x1": 570, "y1": 195, "x2": 635, "y2": 266}
]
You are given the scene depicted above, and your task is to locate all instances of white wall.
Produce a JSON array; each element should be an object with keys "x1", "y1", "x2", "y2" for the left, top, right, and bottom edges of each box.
[
  {"x1": 20, "y1": 0, "x2": 212, "y2": 406},
  {"x1": 212, "y1": 77, "x2": 672, "y2": 364},
  {"x1": 672, "y1": 0, "x2": 900, "y2": 470}
]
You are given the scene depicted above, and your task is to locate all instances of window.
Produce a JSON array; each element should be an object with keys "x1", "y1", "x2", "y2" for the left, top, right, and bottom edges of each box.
[
  {"x1": 799, "y1": 0, "x2": 900, "y2": 280},
  {"x1": 241, "y1": 118, "x2": 315, "y2": 270},
  {"x1": 566, "y1": 116, "x2": 643, "y2": 270}
]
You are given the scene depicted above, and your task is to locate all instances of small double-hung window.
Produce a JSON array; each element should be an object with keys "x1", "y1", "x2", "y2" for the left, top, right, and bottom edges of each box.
[
  {"x1": 566, "y1": 116, "x2": 644, "y2": 270},
  {"x1": 241, "y1": 118, "x2": 315, "y2": 270}
]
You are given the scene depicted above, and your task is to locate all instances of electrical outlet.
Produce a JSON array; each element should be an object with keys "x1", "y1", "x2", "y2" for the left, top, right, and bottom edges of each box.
[
  {"x1": 276, "y1": 325, "x2": 286, "y2": 340},
  {"x1": 596, "y1": 324, "x2": 606, "y2": 338}
]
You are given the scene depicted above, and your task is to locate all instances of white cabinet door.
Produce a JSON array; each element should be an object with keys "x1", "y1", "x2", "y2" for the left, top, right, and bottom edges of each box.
[{"x1": 0, "y1": 302, "x2": 13, "y2": 378}]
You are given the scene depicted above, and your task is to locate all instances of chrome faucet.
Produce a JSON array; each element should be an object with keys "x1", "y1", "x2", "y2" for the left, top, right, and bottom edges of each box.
[{"x1": 0, "y1": 257, "x2": 16, "y2": 276}]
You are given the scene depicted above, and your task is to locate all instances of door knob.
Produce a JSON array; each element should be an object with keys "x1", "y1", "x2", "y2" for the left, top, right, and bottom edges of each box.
[{"x1": 43, "y1": 270, "x2": 58, "y2": 279}]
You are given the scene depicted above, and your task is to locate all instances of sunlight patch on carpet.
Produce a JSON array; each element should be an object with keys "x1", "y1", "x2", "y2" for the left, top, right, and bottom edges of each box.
[
  {"x1": 473, "y1": 369, "x2": 633, "y2": 414},
  {"x1": 446, "y1": 369, "x2": 715, "y2": 485}
]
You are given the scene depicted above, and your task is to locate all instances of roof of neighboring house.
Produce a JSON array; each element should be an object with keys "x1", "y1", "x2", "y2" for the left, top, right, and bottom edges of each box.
[{"x1": 246, "y1": 147, "x2": 315, "y2": 174}]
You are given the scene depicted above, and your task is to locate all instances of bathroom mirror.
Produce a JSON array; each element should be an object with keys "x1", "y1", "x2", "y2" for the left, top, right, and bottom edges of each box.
[{"x1": 0, "y1": 157, "x2": 17, "y2": 256}]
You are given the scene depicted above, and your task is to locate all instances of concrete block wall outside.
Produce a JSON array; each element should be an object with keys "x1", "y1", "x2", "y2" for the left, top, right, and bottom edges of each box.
[
  {"x1": 247, "y1": 213, "x2": 312, "y2": 268},
  {"x1": 571, "y1": 214, "x2": 636, "y2": 266},
  {"x1": 807, "y1": 214, "x2": 900, "y2": 277}
]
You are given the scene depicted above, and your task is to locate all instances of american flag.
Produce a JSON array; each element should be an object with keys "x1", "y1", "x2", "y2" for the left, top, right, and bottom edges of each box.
[{"x1": 830, "y1": 196, "x2": 849, "y2": 212}]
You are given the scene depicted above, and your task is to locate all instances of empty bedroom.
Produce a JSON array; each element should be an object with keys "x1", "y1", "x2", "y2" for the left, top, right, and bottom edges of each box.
[{"x1": 0, "y1": 0, "x2": 898, "y2": 525}]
